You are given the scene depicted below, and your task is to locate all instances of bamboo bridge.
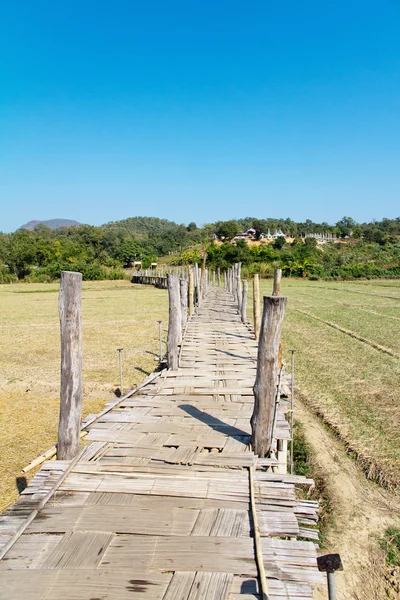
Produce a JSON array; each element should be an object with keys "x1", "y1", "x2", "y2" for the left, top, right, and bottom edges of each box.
[{"x1": 0, "y1": 271, "x2": 323, "y2": 599}]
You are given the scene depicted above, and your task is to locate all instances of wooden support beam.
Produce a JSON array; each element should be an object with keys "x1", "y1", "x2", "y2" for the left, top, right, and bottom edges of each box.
[
  {"x1": 200, "y1": 251, "x2": 207, "y2": 297},
  {"x1": 251, "y1": 295, "x2": 287, "y2": 457},
  {"x1": 194, "y1": 263, "x2": 200, "y2": 306},
  {"x1": 57, "y1": 271, "x2": 83, "y2": 460},
  {"x1": 253, "y1": 274, "x2": 261, "y2": 340},
  {"x1": 273, "y1": 268, "x2": 283, "y2": 367},
  {"x1": 276, "y1": 439, "x2": 288, "y2": 474},
  {"x1": 272, "y1": 268, "x2": 282, "y2": 296},
  {"x1": 180, "y1": 277, "x2": 188, "y2": 331},
  {"x1": 236, "y1": 263, "x2": 242, "y2": 312},
  {"x1": 188, "y1": 268, "x2": 194, "y2": 315},
  {"x1": 241, "y1": 280, "x2": 248, "y2": 323},
  {"x1": 167, "y1": 273, "x2": 182, "y2": 370}
]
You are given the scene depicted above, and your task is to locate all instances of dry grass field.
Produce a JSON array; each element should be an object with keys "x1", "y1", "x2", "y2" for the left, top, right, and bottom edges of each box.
[
  {"x1": 255, "y1": 278, "x2": 400, "y2": 489},
  {"x1": 0, "y1": 280, "x2": 168, "y2": 510}
]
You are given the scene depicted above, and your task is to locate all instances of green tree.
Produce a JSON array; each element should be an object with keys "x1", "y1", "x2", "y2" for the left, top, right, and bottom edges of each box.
[
  {"x1": 216, "y1": 220, "x2": 240, "y2": 241},
  {"x1": 6, "y1": 230, "x2": 37, "y2": 277},
  {"x1": 272, "y1": 236, "x2": 286, "y2": 250}
]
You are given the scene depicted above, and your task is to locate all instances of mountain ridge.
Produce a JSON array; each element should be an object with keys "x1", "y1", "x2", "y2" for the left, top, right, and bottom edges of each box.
[{"x1": 19, "y1": 219, "x2": 82, "y2": 231}]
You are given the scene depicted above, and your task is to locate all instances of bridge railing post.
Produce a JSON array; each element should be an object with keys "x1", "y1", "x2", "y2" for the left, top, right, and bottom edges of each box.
[
  {"x1": 236, "y1": 263, "x2": 242, "y2": 313},
  {"x1": 253, "y1": 274, "x2": 261, "y2": 340},
  {"x1": 251, "y1": 295, "x2": 287, "y2": 457},
  {"x1": 167, "y1": 273, "x2": 182, "y2": 370},
  {"x1": 273, "y1": 268, "x2": 284, "y2": 368},
  {"x1": 273, "y1": 268, "x2": 282, "y2": 296},
  {"x1": 241, "y1": 280, "x2": 248, "y2": 323},
  {"x1": 180, "y1": 277, "x2": 188, "y2": 331},
  {"x1": 195, "y1": 263, "x2": 201, "y2": 307},
  {"x1": 188, "y1": 268, "x2": 195, "y2": 315},
  {"x1": 57, "y1": 271, "x2": 83, "y2": 460}
]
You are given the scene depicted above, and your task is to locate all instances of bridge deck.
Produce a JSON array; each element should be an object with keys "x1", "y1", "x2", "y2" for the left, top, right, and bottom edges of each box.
[{"x1": 0, "y1": 287, "x2": 322, "y2": 599}]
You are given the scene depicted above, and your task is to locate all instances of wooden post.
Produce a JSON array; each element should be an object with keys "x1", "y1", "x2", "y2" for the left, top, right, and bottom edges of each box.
[
  {"x1": 272, "y1": 268, "x2": 282, "y2": 296},
  {"x1": 194, "y1": 263, "x2": 200, "y2": 306},
  {"x1": 204, "y1": 268, "x2": 208, "y2": 297},
  {"x1": 276, "y1": 439, "x2": 288, "y2": 474},
  {"x1": 57, "y1": 271, "x2": 83, "y2": 460},
  {"x1": 217, "y1": 267, "x2": 221, "y2": 287},
  {"x1": 273, "y1": 269, "x2": 283, "y2": 367},
  {"x1": 180, "y1": 277, "x2": 188, "y2": 331},
  {"x1": 253, "y1": 274, "x2": 261, "y2": 340},
  {"x1": 251, "y1": 295, "x2": 287, "y2": 457},
  {"x1": 241, "y1": 280, "x2": 248, "y2": 323},
  {"x1": 188, "y1": 268, "x2": 194, "y2": 315},
  {"x1": 200, "y1": 251, "x2": 207, "y2": 296},
  {"x1": 236, "y1": 263, "x2": 242, "y2": 312},
  {"x1": 167, "y1": 273, "x2": 182, "y2": 370}
]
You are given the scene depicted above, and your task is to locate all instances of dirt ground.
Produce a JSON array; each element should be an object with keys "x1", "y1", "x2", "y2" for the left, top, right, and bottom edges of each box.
[{"x1": 296, "y1": 398, "x2": 400, "y2": 599}]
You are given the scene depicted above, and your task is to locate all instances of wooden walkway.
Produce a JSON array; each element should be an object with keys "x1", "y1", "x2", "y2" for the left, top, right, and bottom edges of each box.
[{"x1": 0, "y1": 287, "x2": 323, "y2": 599}]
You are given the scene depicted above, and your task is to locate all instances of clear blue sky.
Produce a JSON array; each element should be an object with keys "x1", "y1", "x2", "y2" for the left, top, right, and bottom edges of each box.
[{"x1": 1, "y1": 1, "x2": 399, "y2": 232}]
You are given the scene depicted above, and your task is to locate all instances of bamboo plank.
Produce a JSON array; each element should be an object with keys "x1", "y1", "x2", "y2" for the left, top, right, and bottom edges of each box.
[
  {"x1": 44, "y1": 531, "x2": 113, "y2": 569},
  {"x1": 162, "y1": 571, "x2": 197, "y2": 600}
]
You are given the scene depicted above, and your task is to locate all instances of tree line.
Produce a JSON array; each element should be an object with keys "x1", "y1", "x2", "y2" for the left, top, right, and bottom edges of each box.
[{"x1": 0, "y1": 215, "x2": 399, "y2": 282}]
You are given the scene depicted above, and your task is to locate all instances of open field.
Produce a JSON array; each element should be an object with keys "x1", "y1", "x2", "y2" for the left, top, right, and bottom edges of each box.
[
  {"x1": 254, "y1": 278, "x2": 400, "y2": 489},
  {"x1": 0, "y1": 280, "x2": 168, "y2": 510}
]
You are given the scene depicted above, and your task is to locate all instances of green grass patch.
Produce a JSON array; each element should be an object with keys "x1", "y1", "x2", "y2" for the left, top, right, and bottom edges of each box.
[
  {"x1": 292, "y1": 421, "x2": 334, "y2": 545},
  {"x1": 381, "y1": 527, "x2": 400, "y2": 567}
]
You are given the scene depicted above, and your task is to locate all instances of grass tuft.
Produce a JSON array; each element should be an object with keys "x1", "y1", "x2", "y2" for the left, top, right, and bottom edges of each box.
[{"x1": 381, "y1": 527, "x2": 400, "y2": 568}]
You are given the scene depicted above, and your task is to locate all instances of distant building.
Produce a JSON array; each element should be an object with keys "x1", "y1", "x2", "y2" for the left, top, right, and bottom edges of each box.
[
  {"x1": 303, "y1": 232, "x2": 338, "y2": 243},
  {"x1": 233, "y1": 228, "x2": 257, "y2": 242}
]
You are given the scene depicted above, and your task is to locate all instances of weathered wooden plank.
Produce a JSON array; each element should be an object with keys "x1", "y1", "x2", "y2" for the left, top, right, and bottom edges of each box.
[
  {"x1": 44, "y1": 531, "x2": 113, "y2": 569},
  {"x1": 27, "y1": 505, "x2": 199, "y2": 536},
  {"x1": 162, "y1": 571, "x2": 197, "y2": 599},
  {"x1": 0, "y1": 534, "x2": 62, "y2": 570},
  {"x1": 187, "y1": 571, "x2": 233, "y2": 599},
  {"x1": 0, "y1": 570, "x2": 171, "y2": 600}
]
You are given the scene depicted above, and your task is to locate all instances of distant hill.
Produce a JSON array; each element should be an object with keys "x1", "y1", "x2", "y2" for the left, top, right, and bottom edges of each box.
[{"x1": 19, "y1": 219, "x2": 82, "y2": 231}]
